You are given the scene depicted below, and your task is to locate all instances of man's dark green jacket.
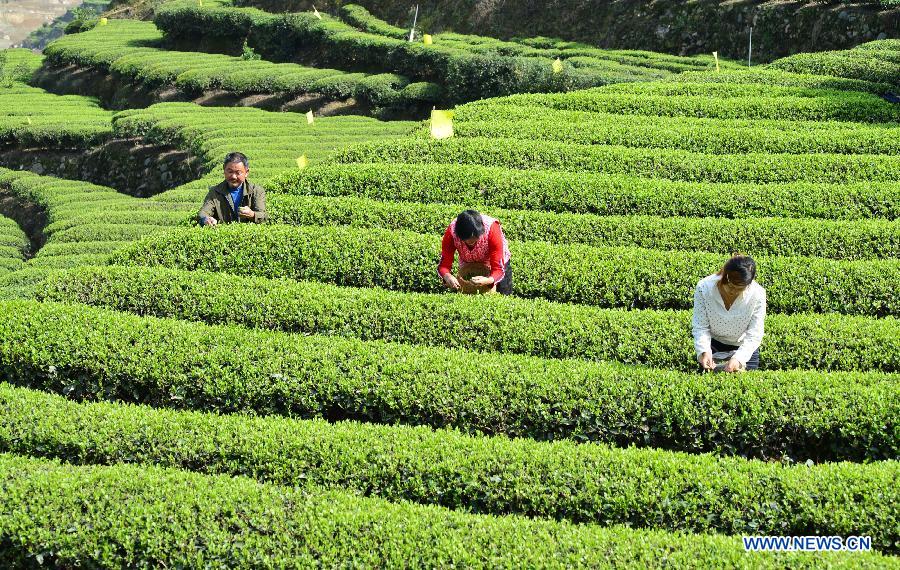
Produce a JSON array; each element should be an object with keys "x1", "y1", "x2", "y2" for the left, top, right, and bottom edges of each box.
[{"x1": 198, "y1": 180, "x2": 267, "y2": 224}]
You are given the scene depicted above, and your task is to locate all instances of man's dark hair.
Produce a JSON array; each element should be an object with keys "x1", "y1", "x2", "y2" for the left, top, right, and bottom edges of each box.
[
  {"x1": 720, "y1": 254, "x2": 757, "y2": 287},
  {"x1": 224, "y1": 152, "x2": 249, "y2": 169},
  {"x1": 455, "y1": 210, "x2": 485, "y2": 240}
]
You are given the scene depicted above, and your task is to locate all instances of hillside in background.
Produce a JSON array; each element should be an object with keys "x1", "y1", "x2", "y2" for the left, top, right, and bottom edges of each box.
[
  {"x1": 20, "y1": 0, "x2": 113, "y2": 49},
  {"x1": 0, "y1": 0, "x2": 81, "y2": 48},
  {"x1": 233, "y1": 0, "x2": 899, "y2": 62}
]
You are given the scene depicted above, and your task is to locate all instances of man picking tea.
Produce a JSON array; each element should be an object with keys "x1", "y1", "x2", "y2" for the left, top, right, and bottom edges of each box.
[{"x1": 198, "y1": 152, "x2": 267, "y2": 226}]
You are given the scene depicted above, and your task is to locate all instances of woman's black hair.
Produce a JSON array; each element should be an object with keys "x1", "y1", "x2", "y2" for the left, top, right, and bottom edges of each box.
[
  {"x1": 455, "y1": 210, "x2": 485, "y2": 240},
  {"x1": 720, "y1": 253, "x2": 757, "y2": 287}
]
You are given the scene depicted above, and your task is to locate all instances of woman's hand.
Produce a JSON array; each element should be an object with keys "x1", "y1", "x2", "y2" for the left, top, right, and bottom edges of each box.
[
  {"x1": 698, "y1": 352, "x2": 715, "y2": 371},
  {"x1": 442, "y1": 273, "x2": 460, "y2": 290},
  {"x1": 723, "y1": 358, "x2": 744, "y2": 373},
  {"x1": 469, "y1": 276, "x2": 494, "y2": 287}
]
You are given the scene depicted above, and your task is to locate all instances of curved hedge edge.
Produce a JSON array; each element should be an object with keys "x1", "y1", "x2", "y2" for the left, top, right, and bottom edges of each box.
[
  {"x1": 330, "y1": 137, "x2": 900, "y2": 185},
  {"x1": 108, "y1": 223, "x2": 900, "y2": 317},
  {"x1": 1, "y1": 382, "x2": 897, "y2": 548},
  {"x1": 2, "y1": 299, "x2": 897, "y2": 462},
  {"x1": 2, "y1": 453, "x2": 884, "y2": 568},
  {"x1": 39, "y1": 264, "x2": 900, "y2": 374},
  {"x1": 267, "y1": 163, "x2": 900, "y2": 221},
  {"x1": 265, "y1": 193, "x2": 900, "y2": 261}
]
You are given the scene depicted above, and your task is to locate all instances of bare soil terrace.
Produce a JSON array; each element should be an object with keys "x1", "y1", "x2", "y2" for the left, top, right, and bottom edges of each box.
[{"x1": 0, "y1": 0, "x2": 80, "y2": 49}]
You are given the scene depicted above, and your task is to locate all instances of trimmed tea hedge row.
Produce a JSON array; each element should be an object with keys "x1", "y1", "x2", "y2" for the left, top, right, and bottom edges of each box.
[
  {"x1": 513, "y1": 39, "x2": 739, "y2": 73},
  {"x1": 0, "y1": 169, "x2": 191, "y2": 216},
  {"x1": 269, "y1": 163, "x2": 900, "y2": 220},
  {"x1": 0, "y1": 48, "x2": 43, "y2": 82},
  {"x1": 0, "y1": 226, "x2": 21, "y2": 273},
  {"x1": 670, "y1": 68, "x2": 894, "y2": 95},
  {"x1": 112, "y1": 102, "x2": 416, "y2": 174},
  {"x1": 0, "y1": 258, "x2": 21, "y2": 275},
  {"x1": 3, "y1": 300, "x2": 899, "y2": 461},
  {"x1": 0, "y1": 167, "x2": 190, "y2": 277},
  {"x1": 770, "y1": 52, "x2": 900, "y2": 91},
  {"x1": 449, "y1": 106, "x2": 900, "y2": 155},
  {"x1": 111, "y1": 224, "x2": 900, "y2": 316},
  {"x1": 338, "y1": 4, "x2": 723, "y2": 75},
  {"x1": 41, "y1": 265, "x2": 900, "y2": 373},
  {"x1": 49, "y1": 223, "x2": 173, "y2": 244},
  {"x1": 149, "y1": 179, "x2": 227, "y2": 204},
  {"x1": 0, "y1": 267, "x2": 50, "y2": 300},
  {"x1": 1, "y1": 454, "x2": 875, "y2": 568},
  {"x1": 43, "y1": 19, "x2": 442, "y2": 113},
  {"x1": 0, "y1": 96, "x2": 414, "y2": 274},
  {"x1": 154, "y1": 0, "x2": 676, "y2": 102},
  {"x1": 266, "y1": 193, "x2": 900, "y2": 260},
  {"x1": 769, "y1": 39, "x2": 900, "y2": 90},
  {"x1": 3, "y1": 383, "x2": 898, "y2": 547},
  {"x1": 338, "y1": 3, "x2": 409, "y2": 39},
  {"x1": 854, "y1": 39, "x2": 900, "y2": 51},
  {"x1": 332, "y1": 138, "x2": 900, "y2": 184},
  {"x1": 0, "y1": 216, "x2": 27, "y2": 254},
  {"x1": 43, "y1": 210, "x2": 190, "y2": 234},
  {"x1": 472, "y1": 82, "x2": 900, "y2": 122},
  {"x1": 35, "y1": 240, "x2": 128, "y2": 258},
  {"x1": 596, "y1": 80, "x2": 890, "y2": 98},
  {"x1": 24, "y1": 253, "x2": 110, "y2": 269},
  {"x1": 0, "y1": 83, "x2": 113, "y2": 147}
]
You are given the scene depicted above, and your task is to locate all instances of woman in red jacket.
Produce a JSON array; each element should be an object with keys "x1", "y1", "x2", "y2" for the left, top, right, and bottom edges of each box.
[{"x1": 438, "y1": 210, "x2": 512, "y2": 295}]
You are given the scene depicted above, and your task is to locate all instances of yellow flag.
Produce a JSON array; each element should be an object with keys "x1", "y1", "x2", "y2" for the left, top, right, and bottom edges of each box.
[
  {"x1": 423, "y1": 34, "x2": 433, "y2": 46},
  {"x1": 313, "y1": 6, "x2": 322, "y2": 19},
  {"x1": 430, "y1": 109, "x2": 453, "y2": 139},
  {"x1": 99, "y1": 17, "x2": 108, "y2": 25},
  {"x1": 306, "y1": 110, "x2": 314, "y2": 124},
  {"x1": 712, "y1": 51, "x2": 720, "y2": 73},
  {"x1": 198, "y1": 0, "x2": 203, "y2": 6},
  {"x1": 26, "y1": 116, "x2": 32, "y2": 125},
  {"x1": 552, "y1": 58, "x2": 563, "y2": 74},
  {"x1": 296, "y1": 155, "x2": 309, "y2": 169}
]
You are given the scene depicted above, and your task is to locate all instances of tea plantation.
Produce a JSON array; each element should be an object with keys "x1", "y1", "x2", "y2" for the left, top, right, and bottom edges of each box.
[{"x1": 0, "y1": 1, "x2": 897, "y2": 567}]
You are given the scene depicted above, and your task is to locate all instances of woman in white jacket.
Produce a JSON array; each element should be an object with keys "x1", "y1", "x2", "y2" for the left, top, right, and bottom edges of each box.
[{"x1": 692, "y1": 254, "x2": 766, "y2": 373}]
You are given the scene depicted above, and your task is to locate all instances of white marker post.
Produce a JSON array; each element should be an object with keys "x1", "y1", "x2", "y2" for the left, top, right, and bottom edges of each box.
[
  {"x1": 712, "y1": 51, "x2": 720, "y2": 73},
  {"x1": 409, "y1": 5, "x2": 419, "y2": 42},
  {"x1": 748, "y1": 27, "x2": 753, "y2": 67}
]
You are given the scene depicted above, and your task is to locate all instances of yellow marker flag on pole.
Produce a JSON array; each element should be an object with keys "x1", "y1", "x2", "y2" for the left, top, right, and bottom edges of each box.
[
  {"x1": 552, "y1": 58, "x2": 563, "y2": 74},
  {"x1": 296, "y1": 155, "x2": 308, "y2": 169},
  {"x1": 712, "y1": 51, "x2": 720, "y2": 73},
  {"x1": 313, "y1": 6, "x2": 322, "y2": 19},
  {"x1": 198, "y1": 0, "x2": 203, "y2": 6},
  {"x1": 99, "y1": 17, "x2": 108, "y2": 25},
  {"x1": 423, "y1": 34, "x2": 433, "y2": 46},
  {"x1": 26, "y1": 116, "x2": 32, "y2": 125},
  {"x1": 430, "y1": 109, "x2": 453, "y2": 139},
  {"x1": 306, "y1": 110, "x2": 314, "y2": 124}
]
